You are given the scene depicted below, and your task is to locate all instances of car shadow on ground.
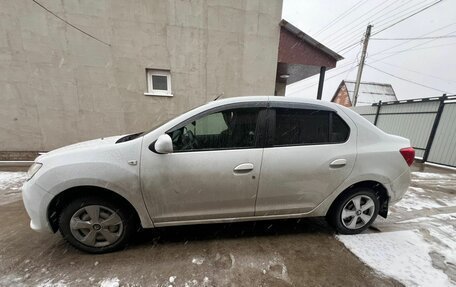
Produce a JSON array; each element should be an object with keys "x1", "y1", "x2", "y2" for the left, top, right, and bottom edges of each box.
[{"x1": 126, "y1": 217, "x2": 335, "y2": 249}]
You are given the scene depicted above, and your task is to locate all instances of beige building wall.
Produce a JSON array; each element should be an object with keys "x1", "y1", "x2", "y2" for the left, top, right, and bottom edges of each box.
[{"x1": 0, "y1": 0, "x2": 282, "y2": 151}]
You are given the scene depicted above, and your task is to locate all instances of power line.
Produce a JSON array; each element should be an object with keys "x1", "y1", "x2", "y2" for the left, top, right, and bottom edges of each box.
[
  {"x1": 370, "y1": 0, "x2": 432, "y2": 31},
  {"x1": 314, "y1": 0, "x2": 368, "y2": 37},
  {"x1": 376, "y1": 40, "x2": 456, "y2": 57},
  {"x1": 365, "y1": 23, "x2": 456, "y2": 62},
  {"x1": 365, "y1": 64, "x2": 450, "y2": 93},
  {"x1": 287, "y1": 63, "x2": 359, "y2": 94},
  {"x1": 31, "y1": 0, "x2": 111, "y2": 47},
  {"x1": 376, "y1": 60, "x2": 456, "y2": 84},
  {"x1": 371, "y1": 35, "x2": 456, "y2": 40},
  {"x1": 368, "y1": 28, "x2": 456, "y2": 62},
  {"x1": 331, "y1": 0, "x2": 419, "y2": 50},
  {"x1": 336, "y1": 0, "x2": 444, "y2": 54},
  {"x1": 322, "y1": 0, "x2": 392, "y2": 45},
  {"x1": 372, "y1": 0, "x2": 443, "y2": 36},
  {"x1": 329, "y1": 0, "x2": 426, "y2": 51}
]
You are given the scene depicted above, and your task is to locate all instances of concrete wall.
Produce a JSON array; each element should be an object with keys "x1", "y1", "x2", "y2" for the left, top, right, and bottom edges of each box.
[{"x1": 0, "y1": 0, "x2": 282, "y2": 151}]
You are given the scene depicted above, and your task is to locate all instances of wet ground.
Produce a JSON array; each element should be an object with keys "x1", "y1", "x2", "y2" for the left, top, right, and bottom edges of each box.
[{"x1": 0, "y1": 163, "x2": 454, "y2": 286}]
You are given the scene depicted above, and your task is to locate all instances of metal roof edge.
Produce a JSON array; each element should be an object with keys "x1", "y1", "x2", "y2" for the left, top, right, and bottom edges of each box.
[{"x1": 280, "y1": 19, "x2": 344, "y2": 61}]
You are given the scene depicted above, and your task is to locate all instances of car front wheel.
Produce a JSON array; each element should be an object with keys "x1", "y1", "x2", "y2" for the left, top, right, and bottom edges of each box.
[
  {"x1": 58, "y1": 197, "x2": 135, "y2": 253},
  {"x1": 329, "y1": 188, "x2": 380, "y2": 235}
]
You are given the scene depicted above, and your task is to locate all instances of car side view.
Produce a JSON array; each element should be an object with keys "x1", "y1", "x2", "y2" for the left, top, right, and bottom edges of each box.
[{"x1": 22, "y1": 96, "x2": 414, "y2": 253}]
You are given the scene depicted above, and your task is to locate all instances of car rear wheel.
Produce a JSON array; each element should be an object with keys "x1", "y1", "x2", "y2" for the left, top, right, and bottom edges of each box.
[
  {"x1": 328, "y1": 188, "x2": 380, "y2": 235},
  {"x1": 59, "y1": 197, "x2": 135, "y2": 253}
]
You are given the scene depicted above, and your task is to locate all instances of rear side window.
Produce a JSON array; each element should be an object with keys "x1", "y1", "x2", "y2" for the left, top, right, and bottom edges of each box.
[{"x1": 273, "y1": 108, "x2": 349, "y2": 146}]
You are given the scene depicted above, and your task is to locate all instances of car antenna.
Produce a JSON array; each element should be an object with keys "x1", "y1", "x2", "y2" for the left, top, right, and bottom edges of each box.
[{"x1": 213, "y1": 92, "x2": 224, "y2": 101}]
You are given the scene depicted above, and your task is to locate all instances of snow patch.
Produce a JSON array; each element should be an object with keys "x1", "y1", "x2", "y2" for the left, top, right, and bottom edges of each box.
[
  {"x1": 337, "y1": 230, "x2": 453, "y2": 286},
  {"x1": 169, "y1": 276, "x2": 176, "y2": 283},
  {"x1": 0, "y1": 172, "x2": 27, "y2": 190},
  {"x1": 37, "y1": 279, "x2": 67, "y2": 287},
  {"x1": 192, "y1": 257, "x2": 204, "y2": 265},
  {"x1": 393, "y1": 186, "x2": 456, "y2": 211},
  {"x1": 99, "y1": 277, "x2": 120, "y2": 287},
  {"x1": 397, "y1": 212, "x2": 456, "y2": 224},
  {"x1": 0, "y1": 172, "x2": 27, "y2": 206},
  {"x1": 412, "y1": 172, "x2": 455, "y2": 180}
]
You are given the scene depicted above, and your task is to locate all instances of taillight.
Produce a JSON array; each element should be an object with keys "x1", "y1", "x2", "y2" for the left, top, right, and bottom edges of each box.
[{"x1": 400, "y1": 147, "x2": 415, "y2": 166}]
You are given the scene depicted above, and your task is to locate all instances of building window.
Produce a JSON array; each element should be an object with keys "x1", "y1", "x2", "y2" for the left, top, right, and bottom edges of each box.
[{"x1": 145, "y1": 69, "x2": 172, "y2": 97}]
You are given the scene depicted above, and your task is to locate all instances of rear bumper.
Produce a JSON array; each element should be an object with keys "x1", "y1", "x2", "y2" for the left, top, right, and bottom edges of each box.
[
  {"x1": 388, "y1": 169, "x2": 411, "y2": 204},
  {"x1": 22, "y1": 179, "x2": 54, "y2": 233}
]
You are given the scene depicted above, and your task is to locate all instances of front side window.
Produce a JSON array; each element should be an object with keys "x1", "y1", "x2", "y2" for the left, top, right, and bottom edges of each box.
[
  {"x1": 273, "y1": 108, "x2": 349, "y2": 146},
  {"x1": 168, "y1": 108, "x2": 261, "y2": 152}
]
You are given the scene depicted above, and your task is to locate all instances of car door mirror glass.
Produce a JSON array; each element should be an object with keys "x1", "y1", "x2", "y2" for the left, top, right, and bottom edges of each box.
[{"x1": 154, "y1": 134, "x2": 173, "y2": 154}]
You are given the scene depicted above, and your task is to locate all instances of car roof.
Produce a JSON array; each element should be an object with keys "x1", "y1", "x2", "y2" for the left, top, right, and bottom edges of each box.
[{"x1": 208, "y1": 96, "x2": 340, "y2": 109}]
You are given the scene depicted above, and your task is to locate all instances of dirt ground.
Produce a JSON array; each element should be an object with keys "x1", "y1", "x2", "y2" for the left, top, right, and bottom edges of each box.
[{"x1": 0, "y1": 163, "x2": 454, "y2": 286}]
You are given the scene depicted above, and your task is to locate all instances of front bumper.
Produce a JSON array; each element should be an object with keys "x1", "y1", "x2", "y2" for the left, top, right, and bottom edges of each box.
[{"x1": 22, "y1": 179, "x2": 54, "y2": 233}]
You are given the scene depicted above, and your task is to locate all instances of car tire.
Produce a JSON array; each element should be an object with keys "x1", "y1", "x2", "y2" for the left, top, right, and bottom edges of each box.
[
  {"x1": 58, "y1": 196, "x2": 135, "y2": 253},
  {"x1": 328, "y1": 188, "x2": 380, "y2": 235}
]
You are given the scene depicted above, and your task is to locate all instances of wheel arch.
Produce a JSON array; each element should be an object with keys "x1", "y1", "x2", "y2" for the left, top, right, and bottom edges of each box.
[
  {"x1": 327, "y1": 180, "x2": 389, "y2": 219},
  {"x1": 47, "y1": 186, "x2": 142, "y2": 233}
]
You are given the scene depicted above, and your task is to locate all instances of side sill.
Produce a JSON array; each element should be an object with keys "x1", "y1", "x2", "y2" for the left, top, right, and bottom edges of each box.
[{"x1": 152, "y1": 212, "x2": 317, "y2": 228}]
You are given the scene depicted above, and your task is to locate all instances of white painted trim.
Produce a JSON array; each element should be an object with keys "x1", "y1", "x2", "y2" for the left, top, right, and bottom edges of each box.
[
  {"x1": 146, "y1": 69, "x2": 172, "y2": 96},
  {"x1": 143, "y1": 92, "x2": 173, "y2": 97}
]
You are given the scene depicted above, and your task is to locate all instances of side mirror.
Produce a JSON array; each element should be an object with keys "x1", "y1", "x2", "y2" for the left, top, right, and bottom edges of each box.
[{"x1": 154, "y1": 134, "x2": 173, "y2": 154}]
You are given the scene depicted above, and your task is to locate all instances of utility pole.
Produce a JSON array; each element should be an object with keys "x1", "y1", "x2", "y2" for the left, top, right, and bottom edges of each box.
[{"x1": 353, "y1": 24, "x2": 372, "y2": 107}]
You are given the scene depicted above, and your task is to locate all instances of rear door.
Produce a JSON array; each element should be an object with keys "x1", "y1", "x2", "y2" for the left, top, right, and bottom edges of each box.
[{"x1": 255, "y1": 103, "x2": 356, "y2": 215}]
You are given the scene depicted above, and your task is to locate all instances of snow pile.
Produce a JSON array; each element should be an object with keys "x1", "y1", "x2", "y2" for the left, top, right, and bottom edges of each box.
[
  {"x1": 191, "y1": 257, "x2": 205, "y2": 265},
  {"x1": 37, "y1": 279, "x2": 67, "y2": 287},
  {"x1": 337, "y1": 230, "x2": 454, "y2": 286},
  {"x1": 0, "y1": 172, "x2": 28, "y2": 205},
  {"x1": 99, "y1": 277, "x2": 120, "y2": 287},
  {"x1": 394, "y1": 186, "x2": 456, "y2": 211},
  {"x1": 412, "y1": 172, "x2": 456, "y2": 180},
  {"x1": 0, "y1": 172, "x2": 27, "y2": 190}
]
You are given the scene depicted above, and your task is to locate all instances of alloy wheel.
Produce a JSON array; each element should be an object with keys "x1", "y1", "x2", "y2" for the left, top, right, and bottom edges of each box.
[{"x1": 341, "y1": 195, "x2": 376, "y2": 229}]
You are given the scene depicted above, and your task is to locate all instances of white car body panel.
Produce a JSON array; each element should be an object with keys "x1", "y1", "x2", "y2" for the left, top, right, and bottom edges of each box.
[{"x1": 22, "y1": 96, "x2": 411, "y2": 233}]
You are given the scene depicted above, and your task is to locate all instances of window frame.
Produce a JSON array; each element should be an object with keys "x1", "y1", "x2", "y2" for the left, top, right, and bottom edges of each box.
[
  {"x1": 157, "y1": 102, "x2": 268, "y2": 153},
  {"x1": 267, "y1": 106, "x2": 351, "y2": 148},
  {"x1": 145, "y1": 69, "x2": 173, "y2": 97}
]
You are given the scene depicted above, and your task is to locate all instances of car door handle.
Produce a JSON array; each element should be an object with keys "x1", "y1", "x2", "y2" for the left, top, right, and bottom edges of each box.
[
  {"x1": 329, "y1": 159, "x2": 347, "y2": 168},
  {"x1": 233, "y1": 163, "x2": 254, "y2": 173}
]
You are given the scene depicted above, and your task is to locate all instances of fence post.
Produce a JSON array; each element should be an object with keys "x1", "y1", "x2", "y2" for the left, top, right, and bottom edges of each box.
[
  {"x1": 373, "y1": 100, "x2": 382, "y2": 126},
  {"x1": 422, "y1": 94, "x2": 446, "y2": 162}
]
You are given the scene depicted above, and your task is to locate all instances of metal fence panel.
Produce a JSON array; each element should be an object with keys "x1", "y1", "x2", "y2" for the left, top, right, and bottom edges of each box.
[
  {"x1": 376, "y1": 114, "x2": 435, "y2": 157},
  {"x1": 380, "y1": 101, "x2": 439, "y2": 113},
  {"x1": 427, "y1": 103, "x2": 456, "y2": 166},
  {"x1": 351, "y1": 105, "x2": 378, "y2": 124},
  {"x1": 351, "y1": 96, "x2": 455, "y2": 167}
]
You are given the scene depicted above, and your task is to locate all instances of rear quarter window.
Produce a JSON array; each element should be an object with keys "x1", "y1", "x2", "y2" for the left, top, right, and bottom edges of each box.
[{"x1": 273, "y1": 108, "x2": 349, "y2": 146}]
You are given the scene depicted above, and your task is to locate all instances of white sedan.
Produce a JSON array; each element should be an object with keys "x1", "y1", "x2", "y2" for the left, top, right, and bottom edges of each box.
[{"x1": 22, "y1": 96, "x2": 414, "y2": 253}]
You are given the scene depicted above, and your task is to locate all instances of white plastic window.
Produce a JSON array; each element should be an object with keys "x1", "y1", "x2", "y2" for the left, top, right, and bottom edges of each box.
[{"x1": 145, "y1": 69, "x2": 172, "y2": 97}]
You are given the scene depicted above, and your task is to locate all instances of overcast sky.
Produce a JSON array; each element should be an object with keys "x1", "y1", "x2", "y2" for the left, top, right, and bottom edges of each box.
[{"x1": 282, "y1": 0, "x2": 456, "y2": 101}]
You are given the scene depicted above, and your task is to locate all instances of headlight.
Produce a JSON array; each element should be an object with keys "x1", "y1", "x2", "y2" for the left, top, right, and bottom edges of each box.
[{"x1": 27, "y1": 163, "x2": 42, "y2": 181}]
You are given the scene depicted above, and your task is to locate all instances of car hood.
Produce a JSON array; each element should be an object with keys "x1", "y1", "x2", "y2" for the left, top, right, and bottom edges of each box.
[{"x1": 36, "y1": 135, "x2": 124, "y2": 162}]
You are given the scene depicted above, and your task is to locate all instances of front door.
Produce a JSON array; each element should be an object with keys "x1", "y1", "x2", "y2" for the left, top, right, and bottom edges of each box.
[
  {"x1": 141, "y1": 105, "x2": 266, "y2": 223},
  {"x1": 255, "y1": 104, "x2": 356, "y2": 215}
]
